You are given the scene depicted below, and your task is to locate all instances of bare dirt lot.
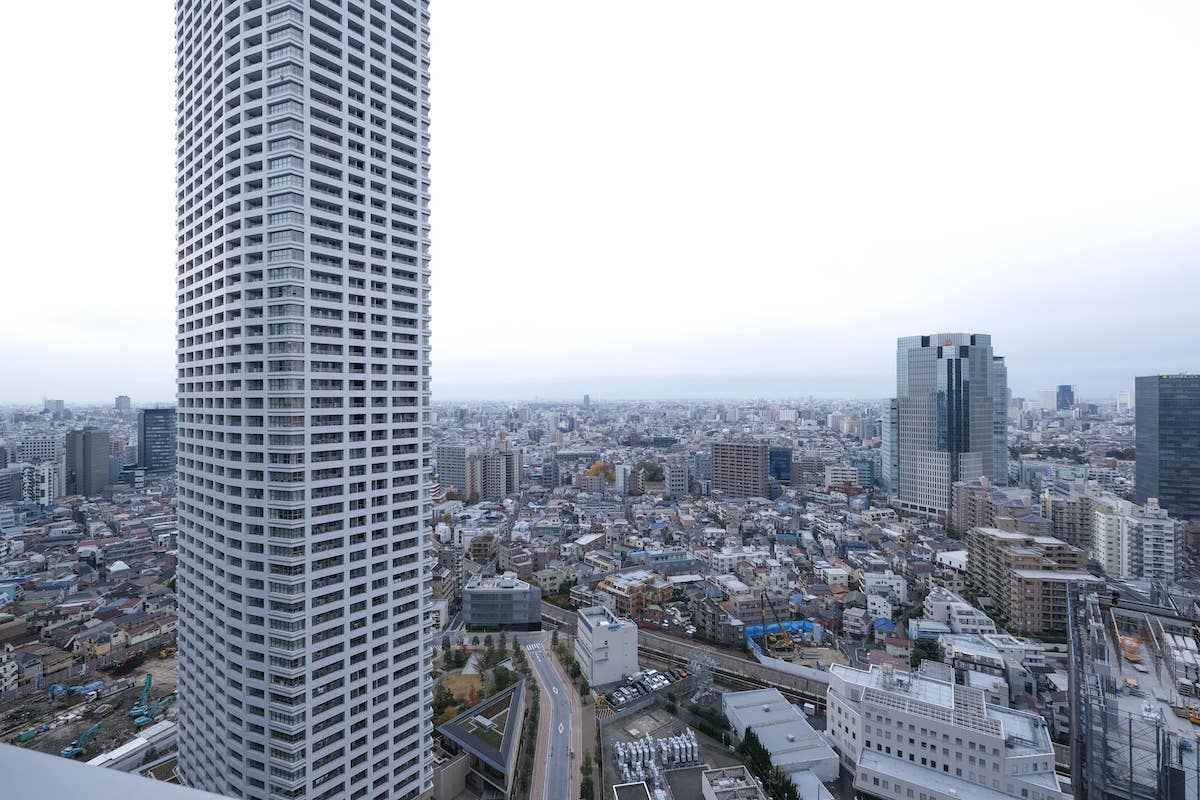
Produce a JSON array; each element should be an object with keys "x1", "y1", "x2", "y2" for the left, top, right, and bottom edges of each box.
[
  {"x1": 441, "y1": 671, "x2": 484, "y2": 704},
  {"x1": 7, "y1": 655, "x2": 179, "y2": 761}
]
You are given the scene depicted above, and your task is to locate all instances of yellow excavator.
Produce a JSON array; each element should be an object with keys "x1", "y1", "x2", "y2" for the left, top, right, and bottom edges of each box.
[{"x1": 760, "y1": 591, "x2": 793, "y2": 653}]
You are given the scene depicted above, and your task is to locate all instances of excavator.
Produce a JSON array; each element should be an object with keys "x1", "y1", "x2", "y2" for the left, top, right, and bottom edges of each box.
[
  {"x1": 61, "y1": 723, "x2": 102, "y2": 758},
  {"x1": 135, "y1": 694, "x2": 177, "y2": 728},
  {"x1": 128, "y1": 674, "x2": 153, "y2": 718},
  {"x1": 759, "y1": 591, "x2": 794, "y2": 655}
]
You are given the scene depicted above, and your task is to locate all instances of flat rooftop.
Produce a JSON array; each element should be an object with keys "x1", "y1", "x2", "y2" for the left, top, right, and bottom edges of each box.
[
  {"x1": 464, "y1": 573, "x2": 532, "y2": 590},
  {"x1": 612, "y1": 781, "x2": 653, "y2": 800},
  {"x1": 703, "y1": 765, "x2": 768, "y2": 800},
  {"x1": 858, "y1": 750, "x2": 1061, "y2": 800},
  {"x1": 0, "y1": 745, "x2": 223, "y2": 799}
]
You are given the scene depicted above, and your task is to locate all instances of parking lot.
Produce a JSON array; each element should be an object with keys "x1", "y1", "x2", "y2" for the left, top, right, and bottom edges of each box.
[{"x1": 601, "y1": 667, "x2": 689, "y2": 711}]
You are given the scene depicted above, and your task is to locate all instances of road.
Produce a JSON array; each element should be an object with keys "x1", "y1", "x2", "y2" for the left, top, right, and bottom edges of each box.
[{"x1": 523, "y1": 636, "x2": 579, "y2": 800}]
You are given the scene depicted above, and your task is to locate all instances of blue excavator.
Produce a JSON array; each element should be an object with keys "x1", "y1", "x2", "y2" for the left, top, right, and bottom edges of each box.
[
  {"x1": 61, "y1": 722, "x2": 102, "y2": 758},
  {"x1": 128, "y1": 674, "x2": 153, "y2": 718},
  {"x1": 134, "y1": 694, "x2": 177, "y2": 728}
]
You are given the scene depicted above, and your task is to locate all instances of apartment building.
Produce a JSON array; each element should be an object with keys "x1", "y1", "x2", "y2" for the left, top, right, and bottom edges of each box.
[
  {"x1": 1091, "y1": 496, "x2": 1182, "y2": 580},
  {"x1": 711, "y1": 442, "x2": 769, "y2": 498},
  {"x1": 172, "y1": 2, "x2": 433, "y2": 798},
  {"x1": 966, "y1": 528, "x2": 1100, "y2": 635},
  {"x1": 948, "y1": 478, "x2": 1037, "y2": 536},
  {"x1": 435, "y1": 442, "x2": 468, "y2": 494},
  {"x1": 824, "y1": 465, "x2": 860, "y2": 489},
  {"x1": 923, "y1": 587, "x2": 998, "y2": 636},
  {"x1": 826, "y1": 661, "x2": 1068, "y2": 800},
  {"x1": 664, "y1": 462, "x2": 690, "y2": 498},
  {"x1": 1041, "y1": 487, "x2": 1184, "y2": 581}
]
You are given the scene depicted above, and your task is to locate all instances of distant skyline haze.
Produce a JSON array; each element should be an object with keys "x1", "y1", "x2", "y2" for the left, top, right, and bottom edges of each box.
[{"x1": 1, "y1": 1, "x2": 1197, "y2": 403}]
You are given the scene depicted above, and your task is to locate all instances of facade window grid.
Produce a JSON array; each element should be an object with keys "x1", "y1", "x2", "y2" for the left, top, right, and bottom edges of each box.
[{"x1": 176, "y1": 2, "x2": 431, "y2": 798}]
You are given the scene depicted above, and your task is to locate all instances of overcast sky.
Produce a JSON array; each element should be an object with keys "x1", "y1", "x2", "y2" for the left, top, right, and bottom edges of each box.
[{"x1": 0, "y1": 2, "x2": 1196, "y2": 405}]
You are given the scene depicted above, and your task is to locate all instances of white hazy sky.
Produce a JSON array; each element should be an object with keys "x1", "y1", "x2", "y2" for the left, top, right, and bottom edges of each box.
[{"x1": 0, "y1": 2, "x2": 1197, "y2": 404}]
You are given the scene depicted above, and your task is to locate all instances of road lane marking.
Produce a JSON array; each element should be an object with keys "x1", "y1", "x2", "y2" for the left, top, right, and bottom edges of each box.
[
  {"x1": 552, "y1": 686, "x2": 559, "y2": 694},
  {"x1": 558, "y1": 723, "x2": 564, "y2": 734}
]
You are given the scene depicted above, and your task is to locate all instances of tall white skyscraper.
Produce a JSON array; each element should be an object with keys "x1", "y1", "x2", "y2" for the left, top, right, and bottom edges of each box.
[
  {"x1": 173, "y1": 3, "x2": 433, "y2": 799},
  {"x1": 893, "y1": 333, "x2": 1008, "y2": 517}
]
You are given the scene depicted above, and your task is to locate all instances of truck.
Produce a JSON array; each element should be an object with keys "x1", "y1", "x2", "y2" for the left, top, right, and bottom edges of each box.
[{"x1": 17, "y1": 728, "x2": 38, "y2": 743}]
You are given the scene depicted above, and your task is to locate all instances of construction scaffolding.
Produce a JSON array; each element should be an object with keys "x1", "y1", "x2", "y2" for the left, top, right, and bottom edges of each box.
[{"x1": 1070, "y1": 586, "x2": 1198, "y2": 800}]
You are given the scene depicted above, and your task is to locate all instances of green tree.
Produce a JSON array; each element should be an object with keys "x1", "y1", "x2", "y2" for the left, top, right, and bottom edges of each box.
[
  {"x1": 551, "y1": 628, "x2": 559, "y2": 647},
  {"x1": 483, "y1": 633, "x2": 494, "y2": 649},
  {"x1": 490, "y1": 665, "x2": 518, "y2": 694},
  {"x1": 431, "y1": 684, "x2": 454, "y2": 718},
  {"x1": 910, "y1": 640, "x2": 940, "y2": 668}
]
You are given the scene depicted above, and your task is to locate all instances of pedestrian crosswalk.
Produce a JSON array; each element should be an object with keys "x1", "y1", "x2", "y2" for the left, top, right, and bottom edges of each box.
[{"x1": 524, "y1": 642, "x2": 543, "y2": 653}]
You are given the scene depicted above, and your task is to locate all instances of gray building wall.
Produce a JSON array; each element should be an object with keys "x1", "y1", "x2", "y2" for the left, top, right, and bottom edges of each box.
[
  {"x1": 65, "y1": 428, "x2": 109, "y2": 497},
  {"x1": 463, "y1": 581, "x2": 542, "y2": 632},
  {"x1": 437, "y1": 443, "x2": 468, "y2": 494}
]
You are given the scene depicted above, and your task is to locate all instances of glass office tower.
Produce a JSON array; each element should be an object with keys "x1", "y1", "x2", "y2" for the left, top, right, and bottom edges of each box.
[
  {"x1": 894, "y1": 333, "x2": 1008, "y2": 516},
  {"x1": 1136, "y1": 374, "x2": 1200, "y2": 520}
]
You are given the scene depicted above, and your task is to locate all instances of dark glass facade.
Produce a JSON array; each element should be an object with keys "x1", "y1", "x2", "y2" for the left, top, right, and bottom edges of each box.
[
  {"x1": 138, "y1": 408, "x2": 177, "y2": 472},
  {"x1": 1136, "y1": 375, "x2": 1200, "y2": 519},
  {"x1": 768, "y1": 447, "x2": 792, "y2": 482}
]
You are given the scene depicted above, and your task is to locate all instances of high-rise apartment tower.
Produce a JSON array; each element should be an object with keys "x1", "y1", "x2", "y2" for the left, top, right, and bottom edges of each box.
[
  {"x1": 892, "y1": 334, "x2": 1008, "y2": 516},
  {"x1": 173, "y1": 3, "x2": 433, "y2": 799},
  {"x1": 1136, "y1": 374, "x2": 1200, "y2": 519}
]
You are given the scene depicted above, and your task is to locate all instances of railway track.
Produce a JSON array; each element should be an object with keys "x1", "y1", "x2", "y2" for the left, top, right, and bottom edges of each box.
[
  {"x1": 542, "y1": 604, "x2": 829, "y2": 708},
  {"x1": 637, "y1": 644, "x2": 827, "y2": 709}
]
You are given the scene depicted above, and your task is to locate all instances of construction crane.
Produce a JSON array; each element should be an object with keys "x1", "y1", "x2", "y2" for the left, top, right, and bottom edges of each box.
[
  {"x1": 134, "y1": 694, "x2": 177, "y2": 728},
  {"x1": 759, "y1": 591, "x2": 793, "y2": 653},
  {"x1": 128, "y1": 674, "x2": 153, "y2": 718},
  {"x1": 61, "y1": 723, "x2": 102, "y2": 758}
]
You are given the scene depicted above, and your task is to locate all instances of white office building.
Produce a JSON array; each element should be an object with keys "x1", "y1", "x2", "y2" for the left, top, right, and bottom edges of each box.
[
  {"x1": 826, "y1": 662, "x2": 1067, "y2": 800},
  {"x1": 575, "y1": 606, "x2": 638, "y2": 686},
  {"x1": 173, "y1": 2, "x2": 433, "y2": 799}
]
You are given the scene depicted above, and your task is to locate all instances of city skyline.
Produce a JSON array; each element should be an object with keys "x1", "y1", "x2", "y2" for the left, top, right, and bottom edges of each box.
[{"x1": 1, "y1": 2, "x2": 1199, "y2": 402}]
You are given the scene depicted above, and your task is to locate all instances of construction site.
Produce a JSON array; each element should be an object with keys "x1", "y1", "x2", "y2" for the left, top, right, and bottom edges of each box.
[
  {"x1": 0, "y1": 648, "x2": 178, "y2": 766},
  {"x1": 744, "y1": 590, "x2": 829, "y2": 662},
  {"x1": 1071, "y1": 585, "x2": 1200, "y2": 800}
]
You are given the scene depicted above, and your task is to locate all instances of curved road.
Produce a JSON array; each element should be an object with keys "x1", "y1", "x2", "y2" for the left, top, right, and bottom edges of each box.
[{"x1": 523, "y1": 635, "x2": 580, "y2": 800}]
